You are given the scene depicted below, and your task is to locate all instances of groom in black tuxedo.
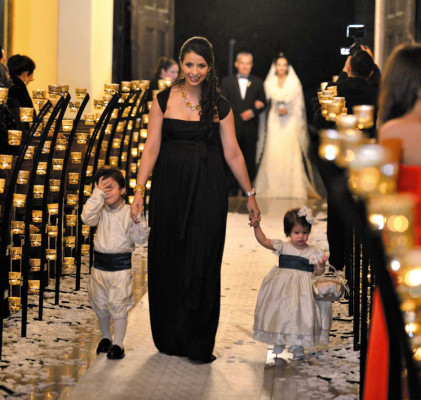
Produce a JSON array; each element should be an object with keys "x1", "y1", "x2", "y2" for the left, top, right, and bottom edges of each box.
[{"x1": 222, "y1": 52, "x2": 266, "y2": 195}]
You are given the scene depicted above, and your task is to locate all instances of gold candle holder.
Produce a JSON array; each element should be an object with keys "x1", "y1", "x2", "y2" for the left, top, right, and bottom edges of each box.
[
  {"x1": 335, "y1": 129, "x2": 365, "y2": 168},
  {"x1": 121, "y1": 152, "x2": 127, "y2": 162},
  {"x1": 36, "y1": 162, "x2": 47, "y2": 175},
  {"x1": 140, "y1": 80, "x2": 150, "y2": 90},
  {"x1": 17, "y1": 170, "x2": 29, "y2": 184},
  {"x1": 32, "y1": 210, "x2": 42, "y2": 223},
  {"x1": 10, "y1": 248, "x2": 22, "y2": 261},
  {"x1": 146, "y1": 180, "x2": 151, "y2": 190},
  {"x1": 68, "y1": 172, "x2": 79, "y2": 185},
  {"x1": 86, "y1": 166, "x2": 93, "y2": 176},
  {"x1": 131, "y1": 147, "x2": 138, "y2": 157},
  {"x1": 84, "y1": 184, "x2": 92, "y2": 196},
  {"x1": 33, "y1": 185, "x2": 45, "y2": 199},
  {"x1": 47, "y1": 203, "x2": 59, "y2": 215},
  {"x1": 104, "y1": 83, "x2": 119, "y2": 94},
  {"x1": 93, "y1": 99, "x2": 104, "y2": 109},
  {"x1": 147, "y1": 101, "x2": 152, "y2": 111},
  {"x1": 49, "y1": 97, "x2": 59, "y2": 107},
  {"x1": 55, "y1": 138, "x2": 67, "y2": 151},
  {"x1": 0, "y1": 178, "x2": 5, "y2": 193},
  {"x1": 62, "y1": 119, "x2": 73, "y2": 132},
  {"x1": 67, "y1": 194, "x2": 78, "y2": 206},
  {"x1": 8, "y1": 297, "x2": 21, "y2": 312},
  {"x1": 48, "y1": 84, "x2": 60, "y2": 96},
  {"x1": 84, "y1": 114, "x2": 95, "y2": 125},
  {"x1": 140, "y1": 129, "x2": 147, "y2": 139},
  {"x1": 66, "y1": 214, "x2": 77, "y2": 226},
  {"x1": 121, "y1": 81, "x2": 131, "y2": 92},
  {"x1": 20, "y1": 107, "x2": 34, "y2": 122},
  {"x1": 75, "y1": 88, "x2": 87, "y2": 99},
  {"x1": 97, "y1": 159, "x2": 105, "y2": 167},
  {"x1": 116, "y1": 122, "x2": 125, "y2": 133},
  {"x1": 29, "y1": 280, "x2": 40, "y2": 294},
  {"x1": 127, "y1": 120, "x2": 133, "y2": 130},
  {"x1": 42, "y1": 141, "x2": 51, "y2": 154},
  {"x1": 157, "y1": 79, "x2": 167, "y2": 90},
  {"x1": 81, "y1": 225, "x2": 90, "y2": 236},
  {"x1": 24, "y1": 146, "x2": 35, "y2": 160},
  {"x1": 101, "y1": 140, "x2": 109, "y2": 150},
  {"x1": 11, "y1": 220, "x2": 25, "y2": 234},
  {"x1": 13, "y1": 193, "x2": 26, "y2": 208},
  {"x1": 64, "y1": 236, "x2": 76, "y2": 248},
  {"x1": 318, "y1": 129, "x2": 341, "y2": 162},
  {"x1": 33, "y1": 89, "x2": 46, "y2": 99},
  {"x1": 326, "y1": 100, "x2": 344, "y2": 122},
  {"x1": 109, "y1": 156, "x2": 119, "y2": 167},
  {"x1": 0, "y1": 154, "x2": 13, "y2": 169},
  {"x1": 111, "y1": 109, "x2": 118, "y2": 119},
  {"x1": 30, "y1": 233, "x2": 42, "y2": 247},
  {"x1": 63, "y1": 256, "x2": 75, "y2": 267},
  {"x1": 46, "y1": 249, "x2": 57, "y2": 260},
  {"x1": 35, "y1": 99, "x2": 48, "y2": 114},
  {"x1": 336, "y1": 114, "x2": 357, "y2": 131},
  {"x1": 59, "y1": 84, "x2": 69, "y2": 94},
  {"x1": 8, "y1": 130, "x2": 22, "y2": 146},
  {"x1": 142, "y1": 114, "x2": 149, "y2": 125},
  {"x1": 129, "y1": 178, "x2": 136, "y2": 188},
  {"x1": 81, "y1": 244, "x2": 90, "y2": 255},
  {"x1": 122, "y1": 107, "x2": 130, "y2": 117},
  {"x1": 131, "y1": 80, "x2": 141, "y2": 91},
  {"x1": 52, "y1": 158, "x2": 64, "y2": 170},
  {"x1": 49, "y1": 179, "x2": 60, "y2": 192},
  {"x1": 112, "y1": 138, "x2": 122, "y2": 148},
  {"x1": 353, "y1": 105, "x2": 375, "y2": 129},
  {"x1": 320, "y1": 82, "x2": 328, "y2": 90},
  {"x1": 0, "y1": 87, "x2": 9, "y2": 102},
  {"x1": 76, "y1": 132, "x2": 88, "y2": 144},
  {"x1": 47, "y1": 225, "x2": 58, "y2": 237},
  {"x1": 69, "y1": 101, "x2": 80, "y2": 112},
  {"x1": 103, "y1": 94, "x2": 112, "y2": 106},
  {"x1": 30, "y1": 258, "x2": 41, "y2": 271},
  {"x1": 128, "y1": 195, "x2": 134, "y2": 204},
  {"x1": 9, "y1": 271, "x2": 21, "y2": 284},
  {"x1": 138, "y1": 143, "x2": 145, "y2": 152},
  {"x1": 130, "y1": 163, "x2": 137, "y2": 173}
]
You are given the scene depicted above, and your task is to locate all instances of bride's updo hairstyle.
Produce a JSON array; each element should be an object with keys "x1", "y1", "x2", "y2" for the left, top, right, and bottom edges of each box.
[
  {"x1": 273, "y1": 52, "x2": 289, "y2": 75},
  {"x1": 283, "y1": 207, "x2": 312, "y2": 237},
  {"x1": 178, "y1": 36, "x2": 222, "y2": 131}
]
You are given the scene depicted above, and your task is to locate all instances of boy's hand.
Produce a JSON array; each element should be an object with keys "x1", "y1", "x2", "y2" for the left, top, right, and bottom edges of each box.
[{"x1": 96, "y1": 176, "x2": 111, "y2": 193}]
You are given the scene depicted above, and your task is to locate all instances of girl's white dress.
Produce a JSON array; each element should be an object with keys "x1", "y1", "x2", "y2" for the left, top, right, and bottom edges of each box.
[{"x1": 253, "y1": 240, "x2": 323, "y2": 347}]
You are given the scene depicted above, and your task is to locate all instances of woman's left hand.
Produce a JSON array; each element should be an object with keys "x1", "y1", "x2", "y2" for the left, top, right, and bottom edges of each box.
[{"x1": 247, "y1": 196, "x2": 260, "y2": 226}]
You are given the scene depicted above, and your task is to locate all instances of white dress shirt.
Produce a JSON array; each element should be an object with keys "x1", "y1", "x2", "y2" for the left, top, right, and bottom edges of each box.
[{"x1": 237, "y1": 76, "x2": 249, "y2": 100}]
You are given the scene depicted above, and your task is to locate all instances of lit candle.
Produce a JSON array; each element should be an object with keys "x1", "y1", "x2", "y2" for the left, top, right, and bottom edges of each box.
[
  {"x1": 33, "y1": 185, "x2": 44, "y2": 199},
  {"x1": 47, "y1": 225, "x2": 58, "y2": 237},
  {"x1": 8, "y1": 130, "x2": 22, "y2": 146},
  {"x1": 46, "y1": 249, "x2": 57, "y2": 260},
  {"x1": 13, "y1": 194, "x2": 26, "y2": 208},
  {"x1": 66, "y1": 214, "x2": 77, "y2": 226},
  {"x1": 0, "y1": 154, "x2": 13, "y2": 169},
  {"x1": 11, "y1": 220, "x2": 25, "y2": 234},
  {"x1": 49, "y1": 179, "x2": 60, "y2": 192},
  {"x1": 32, "y1": 210, "x2": 42, "y2": 223},
  {"x1": 47, "y1": 203, "x2": 59, "y2": 215},
  {"x1": 70, "y1": 152, "x2": 82, "y2": 164},
  {"x1": 29, "y1": 258, "x2": 41, "y2": 271},
  {"x1": 68, "y1": 172, "x2": 79, "y2": 185}
]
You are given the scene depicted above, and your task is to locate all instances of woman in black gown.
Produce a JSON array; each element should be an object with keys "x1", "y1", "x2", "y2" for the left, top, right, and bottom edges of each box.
[{"x1": 131, "y1": 37, "x2": 260, "y2": 363}]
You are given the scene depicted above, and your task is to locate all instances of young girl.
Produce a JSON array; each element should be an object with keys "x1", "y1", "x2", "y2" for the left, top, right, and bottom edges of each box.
[{"x1": 252, "y1": 206, "x2": 328, "y2": 359}]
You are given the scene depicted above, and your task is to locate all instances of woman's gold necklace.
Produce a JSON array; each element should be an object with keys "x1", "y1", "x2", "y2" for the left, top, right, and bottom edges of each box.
[{"x1": 180, "y1": 84, "x2": 201, "y2": 111}]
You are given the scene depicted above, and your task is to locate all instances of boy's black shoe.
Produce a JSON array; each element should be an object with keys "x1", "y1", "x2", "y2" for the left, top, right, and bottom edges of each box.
[
  {"x1": 96, "y1": 338, "x2": 112, "y2": 354},
  {"x1": 107, "y1": 344, "x2": 125, "y2": 359}
]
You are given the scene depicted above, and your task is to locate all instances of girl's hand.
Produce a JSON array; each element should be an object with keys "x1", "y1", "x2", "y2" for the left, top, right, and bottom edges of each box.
[
  {"x1": 247, "y1": 196, "x2": 260, "y2": 226},
  {"x1": 130, "y1": 191, "x2": 144, "y2": 223},
  {"x1": 319, "y1": 253, "x2": 329, "y2": 264}
]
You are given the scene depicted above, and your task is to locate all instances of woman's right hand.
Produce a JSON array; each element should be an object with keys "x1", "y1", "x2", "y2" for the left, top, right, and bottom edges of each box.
[{"x1": 130, "y1": 191, "x2": 144, "y2": 223}]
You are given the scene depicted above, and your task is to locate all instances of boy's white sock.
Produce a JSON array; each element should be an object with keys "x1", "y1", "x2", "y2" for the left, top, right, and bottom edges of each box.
[
  {"x1": 113, "y1": 318, "x2": 128, "y2": 348},
  {"x1": 98, "y1": 314, "x2": 112, "y2": 340}
]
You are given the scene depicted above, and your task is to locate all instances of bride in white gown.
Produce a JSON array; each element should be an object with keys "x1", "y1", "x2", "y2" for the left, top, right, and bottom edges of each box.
[{"x1": 255, "y1": 53, "x2": 316, "y2": 199}]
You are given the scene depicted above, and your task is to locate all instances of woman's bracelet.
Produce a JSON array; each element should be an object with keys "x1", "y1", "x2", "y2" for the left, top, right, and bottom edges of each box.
[
  {"x1": 134, "y1": 183, "x2": 146, "y2": 197},
  {"x1": 245, "y1": 188, "x2": 256, "y2": 197}
]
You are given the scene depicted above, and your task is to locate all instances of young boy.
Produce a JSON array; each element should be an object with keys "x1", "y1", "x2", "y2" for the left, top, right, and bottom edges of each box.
[{"x1": 81, "y1": 166, "x2": 149, "y2": 359}]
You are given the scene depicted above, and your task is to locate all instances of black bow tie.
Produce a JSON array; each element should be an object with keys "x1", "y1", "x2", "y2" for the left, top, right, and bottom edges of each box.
[{"x1": 238, "y1": 75, "x2": 249, "y2": 79}]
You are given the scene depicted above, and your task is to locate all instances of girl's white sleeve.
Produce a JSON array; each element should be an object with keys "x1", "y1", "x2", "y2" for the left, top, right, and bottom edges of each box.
[
  {"x1": 81, "y1": 188, "x2": 105, "y2": 226},
  {"x1": 129, "y1": 217, "x2": 150, "y2": 245},
  {"x1": 271, "y1": 239, "x2": 284, "y2": 256}
]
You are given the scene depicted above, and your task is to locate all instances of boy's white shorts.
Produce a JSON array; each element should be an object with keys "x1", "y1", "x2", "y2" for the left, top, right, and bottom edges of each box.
[{"x1": 88, "y1": 267, "x2": 135, "y2": 320}]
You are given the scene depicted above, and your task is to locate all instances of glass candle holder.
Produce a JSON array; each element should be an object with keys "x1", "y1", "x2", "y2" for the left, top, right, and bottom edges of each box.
[
  {"x1": 130, "y1": 163, "x2": 137, "y2": 173},
  {"x1": 142, "y1": 114, "x2": 149, "y2": 126},
  {"x1": 36, "y1": 162, "x2": 47, "y2": 175},
  {"x1": 318, "y1": 129, "x2": 341, "y2": 162},
  {"x1": 97, "y1": 159, "x2": 105, "y2": 167},
  {"x1": 55, "y1": 138, "x2": 67, "y2": 151},
  {"x1": 140, "y1": 80, "x2": 150, "y2": 90},
  {"x1": 17, "y1": 170, "x2": 29, "y2": 184},
  {"x1": 84, "y1": 114, "x2": 95, "y2": 125},
  {"x1": 102, "y1": 94, "x2": 112, "y2": 106},
  {"x1": 336, "y1": 114, "x2": 357, "y2": 131},
  {"x1": 81, "y1": 225, "x2": 90, "y2": 236},
  {"x1": 66, "y1": 214, "x2": 77, "y2": 226},
  {"x1": 30, "y1": 258, "x2": 41, "y2": 271},
  {"x1": 146, "y1": 180, "x2": 151, "y2": 190},
  {"x1": 52, "y1": 158, "x2": 64, "y2": 171},
  {"x1": 8, "y1": 130, "x2": 22, "y2": 146},
  {"x1": 140, "y1": 129, "x2": 147, "y2": 139},
  {"x1": 13, "y1": 194, "x2": 26, "y2": 208},
  {"x1": 101, "y1": 140, "x2": 108, "y2": 150},
  {"x1": 30, "y1": 234, "x2": 42, "y2": 247},
  {"x1": 147, "y1": 101, "x2": 152, "y2": 111},
  {"x1": 335, "y1": 129, "x2": 365, "y2": 168},
  {"x1": 8, "y1": 297, "x2": 21, "y2": 312},
  {"x1": 327, "y1": 100, "x2": 345, "y2": 122},
  {"x1": 42, "y1": 141, "x2": 51, "y2": 154},
  {"x1": 131, "y1": 148, "x2": 138, "y2": 157},
  {"x1": 131, "y1": 80, "x2": 141, "y2": 90},
  {"x1": 28, "y1": 280, "x2": 40, "y2": 294},
  {"x1": 65, "y1": 236, "x2": 76, "y2": 248},
  {"x1": 112, "y1": 138, "x2": 122, "y2": 149},
  {"x1": 24, "y1": 146, "x2": 35, "y2": 160},
  {"x1": 11, "y1": 220, "x2": 25, "y2": 234},
  {"x1": 33, "y1": 185, "x2": 44, "y2": 199},
  {"x1": 46, "y1": 249, "x2": 57, "y2": 260},
  {"x1": 76, "y1": 132, "x2": 88, "y2": 144},
  {"x1": 122, "y1": 107, "x2": 130, "y2": 118},
  {"x1": 68, "y1": 172, "x2": 79, "y2": 185},
  {"x1": 111, "y1": 109, "x2": 118, "y2": 119},
  {"x1": 128, "y1": 195, "x2": 134, "y2": 204},
  {"x1": 10, "y1": 247, "x2": 22, "y2": 261},
  {"x1": 33, "y1": 89, "x2": 46, "y2": 99},
  {"x1": 0, "y1": 154, "x2": 13, "y2": 169},
  {"x1": 109, "y1": 156, "x2": 119, "y2": 167},
  {"x1": 84, "y1": 184, "x2": 92, "y2": 196},
  {"x1": 81, "y1": 244, "x2": 90, "y2": 255},
  {"x1": 48, "y1": 84, "x2": 60, "y2": 96},
  {"x1": 48, "y1": 203, "x2": 59, "y2": 215},
  {"x1": 63, "y1": 257, "x2": 75, "y2": 267},
  {"x1": 20, "y1": 107, "x2": 34, "y2": 122},
  {"x1": 353, "y1": 105, "x2": 375, "y2": 130},
  {"x1": 67, "y1": 194, "x2": 78, "y2": 206},
  {"x1": 0, "y1": 178, "x2": 5, "y2": 193},
  {"x1": 59, "y1": 84, "x2": 69, "y2": 94},
  {"x1": 121, "y1": 152, "x2": 127, "y2": 162},
  {"x1": 49, "y1": 97, "x2": 59, "y2": 107},
  {"x1": 75, "y1": 88, "x2": 87, "y2": 99},
  {"x1": 104, "y1": 83, "x2": 119, "y2": 94},
  {"x1": 0, "y1": 87, "x2": 9, "y2": 102},
  {"x1": 69, "y1": 101, "x2": 80, "y2": 112},
  {"x1": 49, "y1": 179, "x2": 60, "y2": 192},
  {"x1": 70, "y1": 151, "x2": 82, "y2": 164},
  {"x1": 129, "y1": 178, "x2": 136, "y2": 188},
  {"x1": 86, "y1": 166, "x2": 93, "y2": 177},
  {"x1": 47, "y1": 225, "x2": 58, "y2": 237},
  {"x1": 121, "y1": 81, "x2": 131, "y2": 92},
  {"x1": 93, "y1": 99, "x2": 103, "y2": 109},
  {"x1": 62, "y1": 119, "x2": 73, "y2": 132},
  {"x1": 34, "y1": 121, "x2": 44, "y2": 137},
  {"x1": 32, "y1": 210, "x2": 42, "y2": 223},
  {"x1": 138, "y1": 143, "x2": 145, "y2": 153}
]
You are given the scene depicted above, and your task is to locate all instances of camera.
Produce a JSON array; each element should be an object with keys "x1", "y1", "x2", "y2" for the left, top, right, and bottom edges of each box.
[{"x1": 340, "y1": 24, "x2": 365, "y2": 56}]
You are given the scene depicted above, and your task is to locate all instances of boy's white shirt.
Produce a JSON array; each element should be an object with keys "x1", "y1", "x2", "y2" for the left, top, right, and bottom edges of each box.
[{"x1": 81, "y1": 187, "x2": 149, "y2": 253}]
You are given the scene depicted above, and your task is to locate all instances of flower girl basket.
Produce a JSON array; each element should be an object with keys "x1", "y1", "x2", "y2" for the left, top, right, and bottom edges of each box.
[{"x1": 313, "y1": 265, "x2": 350, "y2": 301}]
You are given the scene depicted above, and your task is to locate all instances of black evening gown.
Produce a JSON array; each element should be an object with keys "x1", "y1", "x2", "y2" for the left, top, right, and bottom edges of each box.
[{"x1": 148, "y1": 88, "x2": 231, "y2": 362}]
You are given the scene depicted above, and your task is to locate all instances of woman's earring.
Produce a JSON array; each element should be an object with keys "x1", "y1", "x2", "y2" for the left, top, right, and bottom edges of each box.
[{"x1": 180, "y1": 72, "x2": 184, "y2": 79}]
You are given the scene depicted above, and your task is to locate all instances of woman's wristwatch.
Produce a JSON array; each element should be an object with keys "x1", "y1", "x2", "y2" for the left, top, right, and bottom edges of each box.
[
  {"x1": 245, "y1": 188, "x2": 256, "y2": 197},
  {"x1": 134, "y1": 183, "x2": 146, "y2": 197}
]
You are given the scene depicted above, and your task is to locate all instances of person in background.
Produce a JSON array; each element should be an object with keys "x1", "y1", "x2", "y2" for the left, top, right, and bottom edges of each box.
[
  {"x1": 7, "y1": 54, "x2": 35, "y2": 108},
  {"x1": 0, "y1": 46, "x2": 12, "y2": 87},
  {"x1": 148, "y1": 56, "x2": 179, "y2": 100}
]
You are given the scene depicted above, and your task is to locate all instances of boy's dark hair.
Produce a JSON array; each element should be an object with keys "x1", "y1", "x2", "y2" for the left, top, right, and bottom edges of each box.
[
  {"x1": 350, "y1": 51, "x2": 374, "y2": 78},
  {"x1": 7, "y1": 54, "x2": 36, "y2": 77},
  {"x1": 283, "y1": 208, "x2": 312, "y2": 237},
  {"x1": 94, "y1": 166, "x2": 125, "y2": 189}
]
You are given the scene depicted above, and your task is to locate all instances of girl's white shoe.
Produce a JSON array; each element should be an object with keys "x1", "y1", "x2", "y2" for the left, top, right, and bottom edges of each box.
[
  {"x1": 291, "y1": 345, "x2": 305, "y2": 360},
  {"x1": 273, "y1": 344, "x2": 285, "y2": 354}
]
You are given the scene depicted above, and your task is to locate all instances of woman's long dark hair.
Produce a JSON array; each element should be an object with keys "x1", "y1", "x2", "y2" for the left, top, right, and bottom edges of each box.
[
  {"x1": 378, "y1": 43, "x2": 421, "y2": 124},
  {"x1": 177, "y1": 36, "x2": 221, "y2": 132}
]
